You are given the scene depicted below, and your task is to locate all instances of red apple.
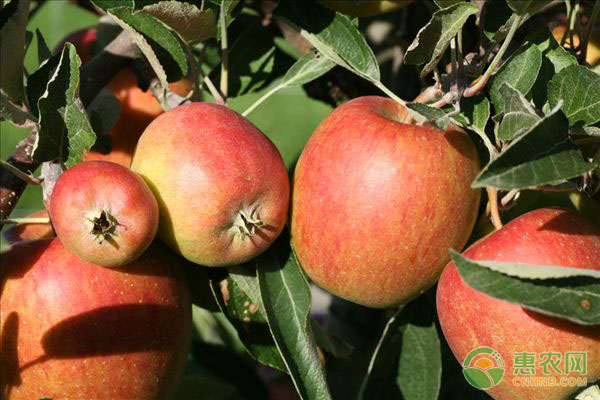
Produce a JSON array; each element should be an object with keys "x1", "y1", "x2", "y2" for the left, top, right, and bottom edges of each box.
[
  {"x1": 3, "y1": 210, "x2": 54, "y2": 243},
  {"x1": 0, "y1": 238, "x2": 192, "y2": 399},
  {"x1": 49, "y1": 161, "x2": 159, "y2": 267},
  {"x1": 291, "y1": 96, "x2": 481, "y2": 308},
  {"x1": 131, "y1": 102, "x2": 290, "y2": 267},
  {"x1": 437, "y1": 208, "x2": 600, "y2": 400}
]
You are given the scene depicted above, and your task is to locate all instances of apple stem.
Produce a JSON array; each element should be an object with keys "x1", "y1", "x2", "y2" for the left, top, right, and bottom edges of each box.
[
  {"x1": 203, "y1": 76, "x2": 226, "y2": 105},
  {"x1": 219, "y1": 0, "x2": 229, "y2": 101},
  {"x1": 463, "y1": 14, "x2": 524, "y2": 98},
  {"x1": 0, "y1": 159, "x2": 43, "y2": 185},
  {"x1": 487, "y1": 187, "x2": 503, "y2": 230},
  {"x1": 0, "y1": 217, "x2": 51, "y2": 225}
]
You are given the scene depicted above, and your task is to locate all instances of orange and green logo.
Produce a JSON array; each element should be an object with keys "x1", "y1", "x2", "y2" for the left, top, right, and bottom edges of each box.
[{"x1": 462, "y1": 347, "x2": 505, "y2": 390}]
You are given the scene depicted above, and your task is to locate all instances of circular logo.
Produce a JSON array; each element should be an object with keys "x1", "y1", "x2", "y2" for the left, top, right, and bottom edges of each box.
[{"x1": 462, "y1": 347, "x2": 505, "y2": 390}]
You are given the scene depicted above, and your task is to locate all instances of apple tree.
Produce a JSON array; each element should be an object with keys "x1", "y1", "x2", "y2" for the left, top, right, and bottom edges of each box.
[{"x1": 1, "y1": 0, "x2": 599, "y2": 399}]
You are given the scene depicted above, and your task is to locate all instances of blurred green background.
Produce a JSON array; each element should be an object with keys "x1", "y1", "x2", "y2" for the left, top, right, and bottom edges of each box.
[{"x1": 1, "y1": 0, "x2": 332, "y2": 217}]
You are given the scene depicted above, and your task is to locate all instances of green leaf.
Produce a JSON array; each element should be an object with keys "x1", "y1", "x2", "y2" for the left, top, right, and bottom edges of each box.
[
  {"x1": 490, "y1": 43, "x2": 542, "y2": 114},
  {"x1": 35, "y1": 28, "x2": 51, "y2": 65},
  {"x1": 210, "y1": 266, "x2": 287, "y2": 372},
  {"x1": 526, "y1": 28, "x2": 578, "y2": 108},
  {"x1": 105, "y1": 5, "x2": 188, "y2": 84},
  {"x1": 280, "y1": 49, "x2": 335, "y2": 87},
  {"x1": 397, "y1": 300, "x2": 442, "y2": 400},
  {"x1": 450, "y1": 250, "x2": 600, "y2": 325},
  {"x1": 497, "y1": 83, "x2": 541, "y2": 141},
  {"x1": 0, "y1": 0, "x2": 30, "y2": 102},
  {"x1": 473, "y1": 104, "x2": 597, "y2": 190},
  {"x1": 548, "y1": 64, "x2": 600, "y2": 127},
  {"x1": 276, "y1": 0, "x2": 379, "y2": 82},
  {"x1": 506, "y1": 0, "x2": 549, "y2": 16},
  {"x1": 33, "y1": 43, "x2": 96, "y2": 167},
  {"x1": 404, "y1": 2, "x2": 478, "y2": 77},
  {"x1": 0, "y1": 91, "x2": 28, "y2": 125},
  {"x1": 482, "y1": 0, "x2": 517, "y2": 42},
  {"x1": 212, "y1": 21, "x2": 276, "y2": 97},
  {"x1": 460, "y1": 93, "x2": 490, "y2": 134},
  {"x1": 257, "y1": 244, "x2": 332, "y2": 400},
  {"x1": 358, "y1": 297, "x2": 441, "y2": 400},
  {"x1": 142, "y1": 1, "x2": 216, "y2": 43},
  {"x1": 26, "y1": 55, "x2": 61, "y2": 118},
  {"x1": 406, "y1": 103, "x2": 449, "y2": 130}
]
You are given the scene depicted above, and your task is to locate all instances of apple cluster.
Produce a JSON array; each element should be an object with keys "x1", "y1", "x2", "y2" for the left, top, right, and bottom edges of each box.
[{"x1": 2, "y1": 23, "x2": 600, "y2": 400}]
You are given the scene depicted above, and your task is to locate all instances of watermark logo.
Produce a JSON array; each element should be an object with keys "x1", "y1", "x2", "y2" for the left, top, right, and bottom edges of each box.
[
  {"x1": 462, "y1": 347, "x2": 505, "y2": 390},
  {"x1": 463, "y1": 348, "x2": 589, "y2": 390}
]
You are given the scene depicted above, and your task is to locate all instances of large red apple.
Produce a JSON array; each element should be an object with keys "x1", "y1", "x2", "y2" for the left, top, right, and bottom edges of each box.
[
  {"x1": 291, "y1": 96, "x2": 481, "y2": 308},
  {"x1": 0, "y1": 239, "x2": 192, "y2": 399},
  {"x1": 131, "y1": 102, "x2": 290, "y2": 267},
  {"x1": 437, "y1": 208, "x2": 600, "y2": 400},
  {"x1": 50, "y1": 161, "x2": 159, "y2": 267}
]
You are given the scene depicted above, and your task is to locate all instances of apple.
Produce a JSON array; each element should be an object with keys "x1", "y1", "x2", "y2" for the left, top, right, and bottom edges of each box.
[
  {"x1": 290, "y1": 96, "x2": 481, "y2": 308},
  {"x1": 131, "y1": 102, "x2": 290, "y2": 267},
  {"x1": 3, "y1": 210, "x2": 54, "y2": 243},
  {"x1": 319, "y1": 0, "x2": 412, "y2": 17},
  {"x1": 49, "y1": 161, "x2": 159, "y2": 267},
  {"x1": 0, "y1": 238, "x2": 192, "y2": 399},
  {"x1": 437, "y1": 208, "x2": 600, "y2": 400}
]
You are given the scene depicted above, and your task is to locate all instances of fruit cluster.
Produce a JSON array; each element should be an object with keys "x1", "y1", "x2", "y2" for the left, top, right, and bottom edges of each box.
[{"x1": 2, "y1": 21, "x2": 600, "y2": 400}]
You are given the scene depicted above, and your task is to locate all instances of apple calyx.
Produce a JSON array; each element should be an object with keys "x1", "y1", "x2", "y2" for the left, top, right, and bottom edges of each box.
[
  {"x1": 232, "y1": 208, "x2": 264, "y2": 239},
  {"x1": 88, "y1": 209, "x2": 119, "y2": 243}
]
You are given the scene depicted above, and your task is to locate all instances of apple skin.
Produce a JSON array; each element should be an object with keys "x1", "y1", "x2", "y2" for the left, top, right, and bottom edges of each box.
[
  {"x1": 3, "y1": 210, "x2": 54, "y2": 243},
  {"x1": 49, "y1": 161, "x2": 159, "y2": 267},
  {"x1": 437, "y1": 208, "x2": 600, "y2": 400},
  {"x1": 0, "y1": 239, "x2": 192, "y2": 400},
  {"x1": 131, "y1": 102, "x2": 290, "y2": 267},
  {"x1": 319, "y1": 0, "x2": 412, "y2": 17},
  {"x1": 291, "y1": 96, "x2": 481, "y2": 308}
]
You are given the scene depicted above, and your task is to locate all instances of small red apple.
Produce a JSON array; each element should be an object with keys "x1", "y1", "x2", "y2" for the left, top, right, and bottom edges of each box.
[
  {"x1": 291, "y1": 96, "x2": 481, "y2": 308},
  {"x1": 131, "y1": 102, "x2": 290, "y2": 267},
  {"x1": 49, "y1": 161, "x2": 159, "y2": 267},
  {"x1": 0, "y1": 238, "x2": 192, "y2": 400},
  {"x1": 437, "y1": 208, "x2": 600, "y2": 400},
  {"x1": 3, "y1": 210, "x2": 54, "y2": 243}
]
